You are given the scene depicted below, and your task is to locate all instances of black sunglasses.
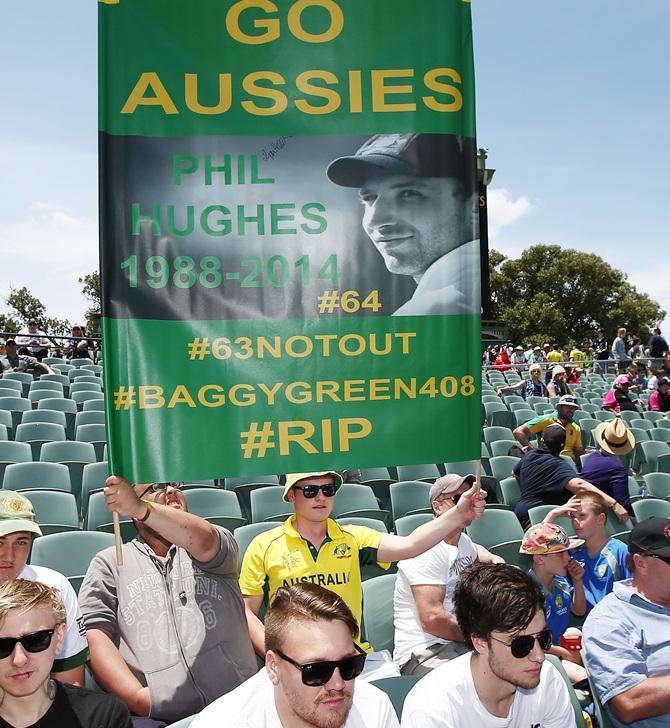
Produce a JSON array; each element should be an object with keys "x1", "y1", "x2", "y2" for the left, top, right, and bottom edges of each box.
[
  {"x1": 138, "y1": 482, "x2": 184, "y2": 499},
  {"x1": 293, "y1": 484, "x2": 338, "y2": 499},
  {"x1": 0, "y1": 629, "x2": 55, "y2": 660},
  {"x1": 490, "y1": 628, "x2": 553, "y2": 658},
  {"x1": 275, "y1": 645, "x2": 366, "y2": 686}
]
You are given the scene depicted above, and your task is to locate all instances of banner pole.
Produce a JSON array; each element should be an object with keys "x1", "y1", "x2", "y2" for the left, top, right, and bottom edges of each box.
[
  {"x1": 112, "y1": 512, "x2": 124, "y2": 566},
  {"x1": 475, "y1": 460, "x2": 482, "y2": 493}
]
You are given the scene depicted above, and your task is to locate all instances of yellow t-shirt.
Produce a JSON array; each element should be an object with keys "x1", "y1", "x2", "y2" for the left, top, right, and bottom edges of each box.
[
  {"x1": 526, "y1": 412, "x2": 583, "y2": 456},
  {"x1": 239, "y1": 516, "x2": 389, "y2": 649},
  {"x1": 547, "y1": 350, "x2": 563, "y2": 363},
  {"x1": 570, "y1": 349, "x2": 586, "y2": 362}
]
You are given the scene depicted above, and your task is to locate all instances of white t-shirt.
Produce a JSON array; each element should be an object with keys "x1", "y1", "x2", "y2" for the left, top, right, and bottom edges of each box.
[
  {"x1": 401, "y1": 653, "x2": 576, "y2": 728},
  {"x1": 190, "y1": 667, "x2": 400, "y2": 728},
  {"x1": 18, "y1": 564, "x2": 88, "y2": 672},
  {"x1": 393, "y1": 533, "x2": 477, "y2": 667}
]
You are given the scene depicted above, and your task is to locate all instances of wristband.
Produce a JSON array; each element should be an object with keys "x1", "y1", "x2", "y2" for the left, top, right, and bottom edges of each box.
[{"x1": 138, "y1": 501, "x2": 153, "y2": 522}]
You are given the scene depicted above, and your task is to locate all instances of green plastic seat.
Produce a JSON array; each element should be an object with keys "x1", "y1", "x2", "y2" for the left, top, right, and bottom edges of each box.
[
  {"x1": 40, "y1": 441, "x2": 97, "y2": 506},
  {"x1": 360, "y1": 467, "x2": 393, "y2": 481},
  {"x1": 39, "y1": 373, "x2": 70, "y2": 391},
  {"x1": 183, "y1": 488, "x2": 246, "y2": 531},
  {"x1": 3, "y1": 461, "x2": 71, "y2": 492},
  {"x1": 630, "y1": 418, "x2": 654, "y2": 431},
  {"x1": 544, "y1": 655, "x2": 587, "y2": 728},
  {"x1": 488, "y1": 455, "x2": 520, "y2": 484},
  {"x1": 224, "y1": 474, "x2": 279, "y2": 489},
  {"x1": 394, "y1": 512, "x2": 432, "y2": 537},
  {"x1": 15, "y1": 422, "x2": 66, "y2": 460},
  {"x1": 527, "y1": 506, "x2": 576, "y2": 536},
  {"x1": 27, "y1": 390, "x2": 65, "y2": 409},
  {"x1": 499, "y1": 477, "x2": 521, "y2": 509},
  {"x1": 21, "y1": 409, "x2": 67, "y2": 429},
  {"x1": 444, "y1": 460, "x2": 478, "y2": 477},
  {"x1": 80, "y1": 364, "x2": 103, "y2": 375},
  {"x1": 637, "y1": 440, "x2": 670, "y2": 475},
  {"x1": 649, "y1": 428, "x2": 670, "y2": 443},
  {"x1": 642, "y1": 472, "x2": 670, "y2": 499},
  {"x1": 71, "y1": 391, "x2": 104, "y2": 410},
  {"x1": 389, "y1": 481, "x2": 432, "y2": 521},
  {"x1": 370, "y1": 676, "x2": 422, "y2": 721},
  {"x1": 21, "y1": 490, "x2": 79, "y2": 536},
  {"x1": 0, "y1": 380, "x2": 23, "y2": 395},
  {"x1": 0, "y1": 396, "x2": 31, "y2": 432},
  {"x1": 69, "y1": 381, "x2": 103, "y2": 395},
  {"x1": 234, "y1": 522, "x2": 278, "y2": 571},
  {"x1": 74, "y1": 411, "x2": 106, "y2": 430},
  {"x1": 331, "y1": 484, "x2": 389, "y2": 523},
  {"x1": 482, "y1": 426, "x2": 515, "y2": 444},
  {"x1": 37, "y1": 398, "x2": 77, "y2": 438},
  {"x1": 0, "y1": 441, "x2": 32, "y2": 485},
  {"x1": 234, "y1": 482, "x2": 279, "y2": 522},
  {"x1": 85, "y1": 492, "x2": 134, "y2": 542},
  {"x1": 632, "y1": 498, "x2": 670, "y2": 521},
  {"x1": 594, "y1": 410, "x2": 616, "y2": 422},
  {"x1": 642, "y1": 410, "x2": 665, "y2": 424},
  {"x1": 82, "y1": 399, "x2": 105, "y2": 412},
  {"x1": 29, "y1": 381, "x2": 64, "y2": 396},
  {"x1": 514, "y1": 409, "x2": 536, "y2": 426},
  {"x1": 488, "y1": 440, "x2": 518, "y2": 458},
  {"x1": 362, "y1": 573, "x2": 396, "y2": 653},
  {"x1": 487, "y1": 409, "x2": 516, "y2": 430},
  {"x1": 250, "y1": 486, "x2": 293, "y2": 523},
  {"x1": 396, "y1": 464, "x2": 440, "y2": 482},
  {"x1": 80, "y1": 461, "x2": 110, "y2": 520},
  {"x1": 3, "y1": 372, "x2": 33, "y2": 396},
  {"x1": 466, "y1": 509, "x2": 524, "y2": 549},
  {"x1": 337, "y1": 516, "x2": 388, "y2": 533},
  {"x1": 487, "y1": 540, "x2": 531, "y2": 571},
  {"x1": 30, "y1": 530, "x2": 115, "y2": 594},
  {"x1": 75, "y1": 424, "x2": 107, "y2": 461}
]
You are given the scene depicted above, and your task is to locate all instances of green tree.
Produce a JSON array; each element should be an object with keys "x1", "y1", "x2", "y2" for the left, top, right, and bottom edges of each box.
[
  {"x1": 78, "y1": 271, "x2": 101, "y2": 334},
  {"x1": 489, "y1": 245, "x2": 665, "y2": 346},
  {"x1": 5, "y1": 286, "x2": 70, "y2": 339},
  {"x1": 0, "y1": 314, "x2": 18, "y2": 334}
]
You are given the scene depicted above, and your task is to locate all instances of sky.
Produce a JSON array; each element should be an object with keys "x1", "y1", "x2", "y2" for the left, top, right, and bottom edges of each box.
[{"x1": 1, "y1": 1, "x2": 668, "y2": 332}]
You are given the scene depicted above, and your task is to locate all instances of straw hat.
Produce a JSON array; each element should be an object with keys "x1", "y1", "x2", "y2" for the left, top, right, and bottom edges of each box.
[{"x1": 594, "y1": 418, "x2": 636, "y2": 456}]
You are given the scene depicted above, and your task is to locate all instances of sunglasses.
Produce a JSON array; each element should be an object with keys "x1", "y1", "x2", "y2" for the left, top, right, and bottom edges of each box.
[
  {"x1": 0, "y1": 629, "x2": 55, "y2": 660},
  {"x1": 275, "y1": 646, "x2": 366, "y2": 686},
  {"x1": 490, "y1": 628, "x2": 553, "y2": 658},
  {"x1": 138, "y1": 482, "x2": 184, "y2": 499},
  {"x1": 293, "y1": 484, "x2": 338, "y2": 499}
]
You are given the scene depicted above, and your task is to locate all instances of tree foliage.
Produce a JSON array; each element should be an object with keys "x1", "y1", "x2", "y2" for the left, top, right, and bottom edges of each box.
[
  {"x1": 5, "y1": 287, "x2": 70, "y2": 336},
  {"x1": 489, "y1": 245, "x2": 665, "y2": 345},
  {"x1": 78, "y1": 271, "x2": 101, "y2": 334}
]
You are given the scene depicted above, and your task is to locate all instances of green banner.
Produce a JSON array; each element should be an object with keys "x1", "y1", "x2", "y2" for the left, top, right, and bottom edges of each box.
[{"x1": 99, "y1": 0, "x2": 481, "y2": 482}]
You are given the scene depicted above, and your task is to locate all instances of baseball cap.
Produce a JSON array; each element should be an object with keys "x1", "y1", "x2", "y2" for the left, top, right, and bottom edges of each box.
[
  {"x1": 557, "y1": 395, "x2": 579, "y2": 408},
  {"x1": 283, "y1": 471, "x2": 343, "y2": 502},
  {"x1": 429, "y1": 474, "x2": 475, "y2": 503},
  {"x1": 658, "y1": 377, "x2": 670, "y2": 387},
  {"x1": 628, "y1": 517, "x2": 670, "y2": 557},
  {"x1": 4, "y1": 339, "x2": 16, "y2": 346},
  {"x1": 326, "y1": 133, "x2": 476, "y2": 188},
  {"x1": 615, "y1": 375, "x2": 630, "y2": 386},
  {"x1": 0, "y1": 492, "x2": 42, "y2": 537},
  {"x1": 520, "y1": 522, "x2": 584, "y2": 555}
]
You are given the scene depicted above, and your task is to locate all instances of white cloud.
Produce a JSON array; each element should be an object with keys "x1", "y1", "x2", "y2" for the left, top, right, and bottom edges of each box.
[{"x1": 487, "y1": 188, "x2": 535, "y2": 238}]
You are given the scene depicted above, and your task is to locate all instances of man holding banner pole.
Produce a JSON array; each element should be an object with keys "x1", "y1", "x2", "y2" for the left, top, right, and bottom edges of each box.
[{"x1": 239, "y1": 471, "x2": 486, "y2": 667}]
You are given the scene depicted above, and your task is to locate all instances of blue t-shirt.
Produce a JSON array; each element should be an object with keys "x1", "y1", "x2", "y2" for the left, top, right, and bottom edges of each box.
[
  {"x1": 530, "y1": 572, "x2": 573, "y2": 644},
  {"x1": 570, "y1": 538, "x2": 631, "y2": 613}
]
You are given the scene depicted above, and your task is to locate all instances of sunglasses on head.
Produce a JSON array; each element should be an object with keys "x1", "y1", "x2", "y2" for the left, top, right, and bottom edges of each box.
[
  {"x1": 138, "y1": 482, "x2": 184, "y2": 499},
  {"x1": 490, "y1": 628, "x2": 553, "y2": 658},
  {"x1": 275, "y1": 645, "x2": 366, "y2": 686},
  {"x1": 293, "y1": 484, "x2": 338, "y2": 499},
  {"x1": 0, "y1": 629, "x2": 55, "y2": 660}
]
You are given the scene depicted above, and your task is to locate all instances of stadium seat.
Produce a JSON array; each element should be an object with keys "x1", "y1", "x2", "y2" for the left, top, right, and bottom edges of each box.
[
  {"x1": 337, "y1": 516, "x2": 388, "y2": 533},
  {"x1": 544, "y1": 655, "x2": 588, "y2": 728},
  {"x1": 37, "y1": 398, "x2": 77, "y2": 438},
  {"x1": 649, "y1": 428, "x2": 670, "y2": 444},
  {"x1": 488, "y1": 455, "x2": 519, "y2": 484},
  {"x1": 637, "y1": 441, "x2": 670, "y2": 476},
  {"x1": 331, "y1": 484, "x2": 389, "y2": 523},
  {"x1": 508, "y1": 401, "x2": 532, "y2": 413},
  {"x1": 52, "y1": 363, "x2": 74, "y2": 374},
  {"x1": 74, "y1": 411, "x2": 106, "y2": 430},
  {"x1": 482, "y1": 426, "x2": 515, "y2": 444},
  {"x1": 75, "y1": 423, "x2": 107, "y2": 461},
  {"x1": 594, "y1": 410, "x2": 616, "y2": 422},
  {"x1": 80, "y1": 364, "x2": 103, "y2": 375},
  {"x1": 466, "y1": 509, "x2": 524, "y2": 549},
  {"x1": 20, "y1": 490, "x2": 79, "y2": 536},
  {"x1": 533, "y1": 403, "x2": 554, "y2": 416},
  {"x1": 0, "y1": 424, "x2": 7, "y2": 441},
  {"x1": 30, "y1": 531, "x2": 115, "y2": 594},
  {"x1": 69, "y1": 381, "x2": 102, "y2": 395},
  {"x1": 3, "y1": 372, "x2": 33, "y2": 397},
  {"x1": 629, "y1": 427, "x2": 651, "y2": 445},
  {"x1": 224, "y1": 474, "x2": 280, "y2": 489},
  {"x1": 394, "y1": 513, "x2": 432, "y2": 537},
  {"x1": 3, "y1": 461, "x2": 71, "y2": 492},
  {"x1": 234, "y1": 522, "x2": 277, "y2": 570},
  {"x1": 579, "y1": 403, "x2": 601, "y2": 414},
  {"x1": 85, "y1": 492, "x2": 134, "y2": 542},
  {"x1": 360, "y1": 467, "x2": 393, "y2": 481},
  {"x1": 395, "y1": 464, "x2": 440, "y2": 482},
  {"x1": 642, "y1": 410, "x2": 665, "y2": 424},
  {"x1": 21, "y1": 409, "x2": 67, "y2": 429},
  {"x1": 80, "y1": 461, "x2": 110, "y2": 519},
  {"x1": 15, "y1": 422, "x2": 66, "y2": 460},
  {"x1": 71, "y1": 391, "x2": 104, "y2": 410},
  {"x1": 370, "y1": 676, "x2": 422, "y2": 721},
  {"x1": 499, "y1": 477, "x2": 521, "y2": 509},
  {"x1": 630, "y1": 418, "x2": 654, "y2": 431},
  {"x1": 82, "y1": 398, "x2": 105, "y2": 412},
  {"x1": 444, "y1": 460, "x2": 478, "y2": 477},
  {"x1": 184, "y1": 488, "x2": 246, "y2": 531},
  {"x1": 0, "y1": 441, "x2": 32, "y2": 484},
  {"x1": 27, "y1": 390, "x2": 66, "y2": 410},
  {"x1": 362, "y1": 573, "x2": 396, "y2": 653},
  {"x1": 0, "y1": 380, "x2": 23, "y2": 396},
  {"x1": 513, "y1": 409, "x2": 535, "y2": 427},
  {"x1": 0, "y1": 396, "x2": 31, "y2": 432},
  {"x1": 632, "y1": 497, "x2": 670, "y2": 521},
  {"x1": 250, "y1": 486, "x2": 292, "y2": 523},
  {"x1": 234, "y1": 482, "x2": 281, "y2": 522},
  {"x1": 40, "y1": 441, "x2": 97, "y2": 506},
  {"x1": 360, "y1": 478, "x2": 395, "y2": 513},
  {"x1": 488, "y1": 440, "x2": 518, "y2": 458},
  {"x1": 40, "y1": 373, "x2": 70, "y2": 392},
  {"x1": 487, "y1": 410, "x2": 516, "y2": 430},
  {"x1": 618, "y1": 411, "x2": 639, "y2": 426},
  {"x1": 527, "y1": 506, "x2": 576, "y2": 536},
  {"x1": 389, "y1": 481, "x2": 432, "y2": 522},
  {"x1": 29, "y1": 381, "x2": 64, "y2": 396},
  {"x1": 642, "y1": 472, "x2": 670, "y2": 499}
]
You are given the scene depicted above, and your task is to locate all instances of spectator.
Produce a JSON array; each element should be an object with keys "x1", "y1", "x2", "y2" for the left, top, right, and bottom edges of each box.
[
  {"x1": 493, "y1": 347, "x2": 512, "y2": 372},
  {"x1": 630, "y1": 362, "x2": 649, "y2": 391},
  {"x1": 0, "y1": 491, "x2": 87, "y2": 686},
  {"x1": 513, "y1": 423, "x2": 629, "y2": 529},
  {"x1": 62, "y1": 325, "x2": 95, "y2": 360},
  {"x1": 602, "y1": 374, "x2": 641, "y2": 414},
  {"x1": 401, "y1": 563, "x2": 576, "y2": 728},
  {"x1": 393, "y1": 475, "x2": 503, "y2": 676},
  {"x1": 528, "y1": 345, "x2": 548, "y2": 364},
  {"x1": 192, "y1": 583, "x2": 399, "y2": 728},
  {"x1": 511, "y1": 345, "x2": 527, "y2": 366},
  {"x1": 496, "y1": 363, "x2": 547, "y2": 400},
  {"x1": 594, "y1": 328, "x2": 610, "y2": 372},
  {"x1": 546, "y1": 344, "x2": 563, "y2": 364},
  {"x1": 0, "y1": 339, "x2": 54, "y2": 376},
  {"x1": 569, "y1": 341, "x2": 586, "y2": 364},
  {"x1": 79, "y1": 477, "x2": 258, "y2": 727},
  {"x1": 239, "y1": 471, "x2": 485, "y2": 658},
  {"x1": 647, "y1": 367, "x2": 663, "y2": 392},
  {"x1": 513, "y1": 394, "x2": 584, "y2": 458},
  {"x1": 581, "y1": 418, "x2": 636, "y2": 512},
  {"x1": 0, "y1": 579, "x2": 132, "y2": 728},
  {"x1": 564, "y1": 363, "x2": 582, "y2": 385},
  {"x1": 583, "y1": 517, "x2": 670, "y2": 727},
  {"x1": 545, "y1": 493, "x2": 631, "y2": 613},
  {"x1": 611, "y1": 327, "x2": 629, "y2": 372},
  {"x1": 647, "y1": 327, "x2": 668, "y2": 370},
  {"x1": 520, "y1": 522, "x2": 587, "y2": 684},
  {"x1": 628, "y1": 336, "x2": 645, "y2": 360},
  {"x1": 15, "y1": 320, "x2": 50, "y2": 361},
  {"x1": 546, "y1": 366, "x2": 573, "y2": 398},
  {"x1": 648, "y1": 376, "x2": 670, "y2": 414}
]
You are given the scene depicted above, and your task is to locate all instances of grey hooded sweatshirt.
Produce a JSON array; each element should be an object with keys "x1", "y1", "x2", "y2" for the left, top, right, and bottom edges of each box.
[{"x1": 79, "y1": 527, "x2": 258, "y2": 723}]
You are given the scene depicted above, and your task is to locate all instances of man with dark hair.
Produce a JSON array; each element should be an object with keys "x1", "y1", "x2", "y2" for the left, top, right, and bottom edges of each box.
[
  {"x1": 513, "y1": 395, "x2": 584, "y2": 459},
  {"x1": 648, "y1": 327, "x2": 668, "y2": 370},
  {"x1": 191, "y1": 583, "x2": 399, "y2": 728},
  {"x1": 401, "y1": 563, "x2": 576, "y2": 727},
  {"x1": 15, "y1": 320, "x2": 50, "y2": 361},
  {"x1": 0, "y1": 339, "x2": 54, "y2": 376},
  {"x1": 513, "y1": 423, "x2": 629, "y2": 528},
  {"x1": 327, "y1": 133, "x2": 479, "y2": 317},
  {"x1": 583, "y1": 517, "x2": 670, "y2": 727},
  {"x1": 594, "y1": 328, "x2": 611, "y2": 372}
]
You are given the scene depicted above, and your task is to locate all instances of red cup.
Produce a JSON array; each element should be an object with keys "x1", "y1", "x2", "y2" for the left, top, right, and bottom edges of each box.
[{"x1": 560, "y1": 630, "x2": 582, "y2": 651}]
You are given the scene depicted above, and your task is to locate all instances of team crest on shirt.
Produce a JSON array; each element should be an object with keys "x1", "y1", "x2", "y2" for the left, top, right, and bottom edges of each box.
[
  {"x1": 598, "y1": 563, "x2": 607, "y2": 577},
  {"x1": 334, "y1": 543, "x2": 352, "y2": 559},
  {"x1": 555, "y1": 594, "x2": 563, "y2": 609}
]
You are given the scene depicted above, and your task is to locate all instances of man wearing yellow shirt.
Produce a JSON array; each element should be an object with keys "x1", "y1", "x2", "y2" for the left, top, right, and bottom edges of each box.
[
  {"x1": 239, "y1": 471, "x2": 486, "y2": 656},
  {"x1": 547, "y1": 344, "x2": 563, "y2": 364},
  {"x1": 513, "y1": 395, "x2": 585, "y2": 459}
]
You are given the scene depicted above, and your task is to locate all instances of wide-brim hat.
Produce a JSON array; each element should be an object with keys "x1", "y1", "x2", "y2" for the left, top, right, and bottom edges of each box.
[
  {"x1": 520, "y1": 522, "x2": 584, "y2": 555},
  {"x1": 594, "y1": 418, "x2": 636, "y2": 456},
  {"x1": 283, "y1": 471, "x2": 343, "y2": 502}
]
